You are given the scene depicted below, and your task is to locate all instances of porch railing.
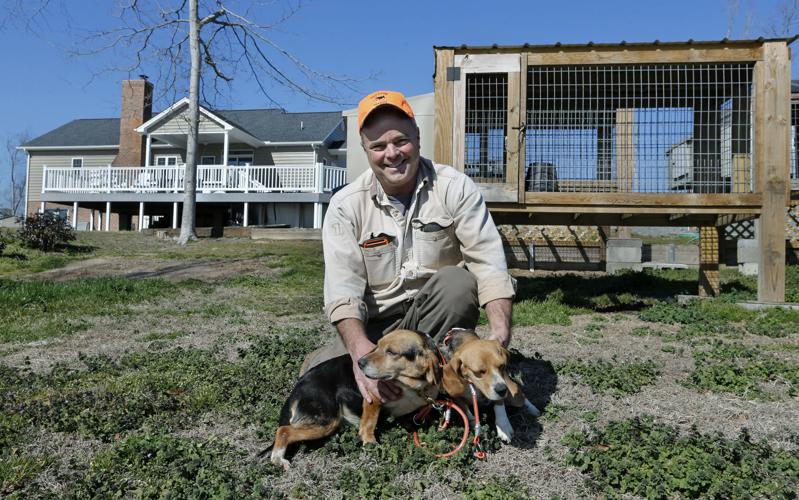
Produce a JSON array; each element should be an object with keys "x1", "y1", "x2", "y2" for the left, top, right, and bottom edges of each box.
[{"x1": 42, "y1": 163, "x2": 347, "y2": 194}]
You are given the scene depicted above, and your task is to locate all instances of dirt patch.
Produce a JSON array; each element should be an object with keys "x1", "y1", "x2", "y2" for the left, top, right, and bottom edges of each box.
[{"x1": 33, "y1": 256, "x2": 280, "y2": 282}]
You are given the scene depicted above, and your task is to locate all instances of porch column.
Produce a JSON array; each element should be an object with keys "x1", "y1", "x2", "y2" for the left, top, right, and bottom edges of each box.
[
  {"x1": 72, "y1": 202, "x2": 78, "y2": 229},
  {"x1": 243, "y1": 202, "x2": 249, "y2": 227},
  {"x1": 313, "y1": 203, "x2": 323, "y2": 229},
  {"x1": 89, "y1": 210, "x2": 94, "y2": 231},
  {"x1": 138, "y1": 202, "x2": 144, "y2": 232},
  {"x1": 39, "y1": 202, "x2": 45, "y2": 213},
  {"x1": 172, "y1": 202, "x2": 178, "y2": 229},
  {"x1": 223, "y1": 131, "x2": 229, "y2": 166},
  {"x1": 145, "y1": 134, "x2": 152, "y2": 167},
  {"x1": 105, "y1": 202, "x2": 111, "y2": 231}
]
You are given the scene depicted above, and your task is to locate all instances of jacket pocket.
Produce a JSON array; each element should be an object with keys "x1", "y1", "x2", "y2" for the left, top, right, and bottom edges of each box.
[
  {"x1": 412, "y1": 217, "x2": 461, "y2": 270},
  {"x1": 359, "y1": 234, "x2": 397, "y2": 288}
]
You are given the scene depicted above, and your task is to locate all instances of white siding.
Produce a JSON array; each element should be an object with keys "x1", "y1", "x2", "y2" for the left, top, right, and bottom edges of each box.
[
  {"x1": 151, "y1": 109, "x2": 225, "y2": 135},
  {"x1": 272, "y1": 148, "x2": 315, "y2": 166}
]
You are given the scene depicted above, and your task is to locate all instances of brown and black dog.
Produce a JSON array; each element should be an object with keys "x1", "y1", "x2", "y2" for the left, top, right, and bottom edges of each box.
[
  {"x1": 268, "y1": 329, "x2": 442, "y2": 469},
  {"x1": 441, "y1": 329, "x2": 540, "y2": 443}
]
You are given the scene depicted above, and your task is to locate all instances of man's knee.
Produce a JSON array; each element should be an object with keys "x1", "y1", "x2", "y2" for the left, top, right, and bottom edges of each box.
[
  {"x1": 429, "y1": 266, "x2": 477, "y2": 299},
  {"x1": 424, "y1": 266, "x2": 478, "y2": 312}
]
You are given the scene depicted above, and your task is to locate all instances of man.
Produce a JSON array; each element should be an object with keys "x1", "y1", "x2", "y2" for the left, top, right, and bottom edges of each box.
[{"x1": 312, "y1": 90, "x2": 515, "y2": 404}]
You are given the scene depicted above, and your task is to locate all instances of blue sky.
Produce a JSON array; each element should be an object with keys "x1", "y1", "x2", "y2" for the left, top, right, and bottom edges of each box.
[{"x1": 0, "y1": 0, "x2": 794, "y2": 203}]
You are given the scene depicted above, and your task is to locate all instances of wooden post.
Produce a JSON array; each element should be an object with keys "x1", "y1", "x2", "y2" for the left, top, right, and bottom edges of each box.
[
  {"x1": 755, "y1": 42, "x2": 790, "y2": 303},
  {"x1": 616, "y1": 108, "x2": 635, "y2": 193},
  {"x1": 699, "y1": 226, "x2": 721, "y2": 297},
  {"x1": 434, "y1": 48, "x2": 454, "y2": 166}
]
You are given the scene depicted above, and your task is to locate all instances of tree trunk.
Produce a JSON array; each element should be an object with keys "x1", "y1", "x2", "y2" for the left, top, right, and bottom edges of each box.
[{"x1": 177, "y1": 0, "x2": 201, "y2": 245}]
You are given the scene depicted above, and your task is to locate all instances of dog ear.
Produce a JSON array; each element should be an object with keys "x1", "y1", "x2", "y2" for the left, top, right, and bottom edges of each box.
[
  {"x1": 504, "y1": 373, "x2": 526, "y2": 406},
  {"x1": 425, "y1": 352, "x2": 442, "y2": 388},
  {"x1": 441, "y1": 355, "x2": 465, "y2": 398}
]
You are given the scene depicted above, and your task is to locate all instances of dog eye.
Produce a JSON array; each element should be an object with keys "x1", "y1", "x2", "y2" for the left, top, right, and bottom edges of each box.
[
  {"x1": 474, "y1": 370, "x2": 485, "y2": 378},
  {"x1": 386, "y1": 349, "x2": 397, "y2": 356}
]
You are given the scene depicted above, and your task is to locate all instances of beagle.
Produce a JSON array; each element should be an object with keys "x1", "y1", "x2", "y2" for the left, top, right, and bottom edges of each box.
[
  {"x1": 441, "y1": 329, "x2": 540, "y2": 443},
  {"x1": 268, "y1": 329, "x2": 442, "y2": 469}
]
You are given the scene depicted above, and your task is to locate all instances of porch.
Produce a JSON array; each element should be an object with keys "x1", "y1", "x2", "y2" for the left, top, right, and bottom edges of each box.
[
  {"x1": 42, "y1": 163, "x2": 346, "y2": 195},
  {"x1": 39, "y1": 163, "x2": 347, "y2": 231}
]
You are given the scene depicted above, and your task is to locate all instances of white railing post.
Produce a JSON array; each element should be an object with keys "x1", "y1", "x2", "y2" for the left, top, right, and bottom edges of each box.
[
  {"x1": 42, "y1": 166, "x2": 47, "y2": 193},
  {"x1": 315, "y1": 162, "x2": 325, "y2": 193},
  {"x1": 174, "y1": 165, "x2": 180, "y2": 193},
  {"x1": 106, "y1": 164, "x2": 112, "y2": 193},
  {"x1": 244, "y1": 164, "x2": 250, "y2": 193}
]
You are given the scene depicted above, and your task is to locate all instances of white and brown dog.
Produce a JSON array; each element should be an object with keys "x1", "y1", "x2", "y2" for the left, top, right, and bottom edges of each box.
[{"x1": 441, "y1": 329, "x2": 540, "y2": 443}]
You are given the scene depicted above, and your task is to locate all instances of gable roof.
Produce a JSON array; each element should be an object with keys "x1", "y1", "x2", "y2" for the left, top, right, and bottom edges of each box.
[
  {"x1": 23, "y1": 118, "x2": 120, "y2": 148},
  {"x1": 22, "y1": 106, "x2": 345, "y2": 149}
]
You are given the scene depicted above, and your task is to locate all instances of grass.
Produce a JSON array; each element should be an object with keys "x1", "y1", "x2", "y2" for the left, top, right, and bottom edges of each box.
[
  {"x1": 0, "y1": 277, "x2": 181, "y2": 343},
  {"x1": 563, "y1": 415, "x2": 799, "y2": 498},
  {"x1": 1, "y1": 233, "x2": 798, "y2": 497},
  {"x1": 555, "y1": 358, "x2": 660, "y2": 396},
  {"x1": 685, "y1": 342, "x2": 799, "y2": 399}
]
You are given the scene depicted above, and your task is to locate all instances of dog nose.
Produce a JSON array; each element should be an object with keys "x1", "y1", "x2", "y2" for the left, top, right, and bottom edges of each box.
[
  {"x1": 494, "y1": 384, "x2": 508, "y2": 398},
  {"x1": 357, "y1": 357, "x2": 368, "y2": 370}
]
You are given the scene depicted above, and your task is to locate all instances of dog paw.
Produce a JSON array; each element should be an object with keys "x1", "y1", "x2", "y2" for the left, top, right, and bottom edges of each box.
[
  {"x1": 524, "y1": 399, "x2": 541, "y2": 417},
  {"x1": 495, "y1": 423, "x2": 514, "y2": 443},
  {"x1": 272, "y1": 457, "x2": 291, "y2": 471}
]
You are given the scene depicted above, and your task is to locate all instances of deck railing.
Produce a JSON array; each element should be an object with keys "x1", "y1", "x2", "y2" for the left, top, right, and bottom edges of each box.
[{"x1": 42, "y1": 163, "x2": 347, "y2": 194}]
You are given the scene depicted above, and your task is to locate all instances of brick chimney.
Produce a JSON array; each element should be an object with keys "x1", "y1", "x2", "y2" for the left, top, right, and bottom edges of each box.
[{"x1": 112, "y1": 79, "x2": 153, "y2": 166}]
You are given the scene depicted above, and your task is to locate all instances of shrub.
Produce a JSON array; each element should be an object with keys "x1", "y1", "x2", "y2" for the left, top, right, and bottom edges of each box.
[{"x1": 17, "y1": 212, "x2": 75, "y2": 251}]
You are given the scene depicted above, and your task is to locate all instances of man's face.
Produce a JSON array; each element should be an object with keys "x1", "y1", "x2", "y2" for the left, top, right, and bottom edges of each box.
[{"x1": 360, "y1": 111, "x2": 421, "y2": 197}]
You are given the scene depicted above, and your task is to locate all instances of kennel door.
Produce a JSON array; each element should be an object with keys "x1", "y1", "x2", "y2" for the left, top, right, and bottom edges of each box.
[{"x1": 452, "y1": 54, "x2": 523, "y2": 203}]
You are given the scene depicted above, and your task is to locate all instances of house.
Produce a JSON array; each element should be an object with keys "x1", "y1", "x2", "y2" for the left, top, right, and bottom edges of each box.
[{"x1": 20, "y1": 79, "x2": 348, "y2": 231}]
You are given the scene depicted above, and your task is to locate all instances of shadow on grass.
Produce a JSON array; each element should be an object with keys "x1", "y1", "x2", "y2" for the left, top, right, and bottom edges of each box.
[
  {"x1": 515, "y1": 270, "x2": 698, "y2": 312},
  {"x1": 57, "y1": 243, "x2": 97, "y2": 255},
  {"x1": 508, "y1": 351, "x2": 557, "y2": 450},
  {"x1": 0, "y1": 252, "x2": 27, "y2": 261}
]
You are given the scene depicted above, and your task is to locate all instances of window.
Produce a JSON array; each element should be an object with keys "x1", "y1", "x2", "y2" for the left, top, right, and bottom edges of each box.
[
  {"x1": 71, "y1": 158, "x2": 83, "y2": 168},
  {"x1": 200, "y1": 155, "x2": 216, "y2": 165},
  {"x1": 155, "y1": 155, "x2": 180, "y2": 166},
  {"x1": 227, "y1": 151, "x2": 254, "y2": 166}
]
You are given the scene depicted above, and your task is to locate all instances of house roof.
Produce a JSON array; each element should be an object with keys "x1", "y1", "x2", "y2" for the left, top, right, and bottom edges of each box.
[
  {"x1": 22, "y1": 108, "x2": 345, "y2": 149},
  {"x1": 23, "y1": 118, "x2": 121, "y2": 148}
]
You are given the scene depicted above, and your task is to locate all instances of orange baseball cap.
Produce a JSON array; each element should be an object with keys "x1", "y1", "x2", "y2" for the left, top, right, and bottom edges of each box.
[{"x1": 357, "y1": 90, "x2": 415, "y2": 131}]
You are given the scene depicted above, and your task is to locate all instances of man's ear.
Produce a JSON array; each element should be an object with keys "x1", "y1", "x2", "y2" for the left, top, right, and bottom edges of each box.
[{"x1": 442, "y1": 356, "x2": 465, "y2": 398}]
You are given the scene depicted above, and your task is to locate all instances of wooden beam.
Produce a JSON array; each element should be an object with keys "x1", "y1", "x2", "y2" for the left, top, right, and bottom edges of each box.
[
  {"x1": 522, "y1": 192, "x2": 762, "y2": 210},
  {"x1": 699, "y1": 226, "x2": 721, "y2": 297},
  {"x1": 434, "y1": 48, "x2": 454, "y2": 166},
  {"x1": 524, "y1": 46, "x2": 763, "y2": 66},
  {"x1": 756, "y1": 42, "x2": 790, "y2": 303}
]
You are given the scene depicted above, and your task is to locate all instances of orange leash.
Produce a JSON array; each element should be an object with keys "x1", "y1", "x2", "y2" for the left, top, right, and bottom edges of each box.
[{"x1": 412, "y1": 384, "x2": 486, "y2": 460}]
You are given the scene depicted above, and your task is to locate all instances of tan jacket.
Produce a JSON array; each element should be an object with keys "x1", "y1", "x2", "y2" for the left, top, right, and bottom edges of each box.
[{"x1": 323, "y1": 158, "x2": 515, "y2": 324}]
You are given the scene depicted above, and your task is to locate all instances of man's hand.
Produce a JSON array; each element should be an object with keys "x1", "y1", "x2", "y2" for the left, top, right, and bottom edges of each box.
[
  {"x1": 485, "y1": 298, "x2": 513, "y2": 347},
  {"x1": 336, "y1": 318, "x2": 402, "y2": 404}
]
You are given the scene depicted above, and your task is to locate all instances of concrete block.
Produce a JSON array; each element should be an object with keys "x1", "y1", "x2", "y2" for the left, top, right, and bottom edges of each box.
[
  {"x1": 739, "y1": 262, "x2": 758, "y2": 276},
  {"x1": 606, "y1": 238, "x2": 642, "y2": 264},
  {"x1": 674, "y1": 245, "x2": 699, "y2": 265},
  {"x1": 251, "y1": 228, "x2": 322, "y2": 240},
  {"x1": 737, "y1": 239, "x2": 760, "y2": 264}
]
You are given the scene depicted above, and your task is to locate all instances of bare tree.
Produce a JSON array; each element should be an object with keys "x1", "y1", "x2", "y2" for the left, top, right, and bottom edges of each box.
[
  {"x1": 5, "y1": 0, "x2": 358, "y2": 244},
  {"x1": 5, "y1": 133, "x2": 30, "y2": 217}
]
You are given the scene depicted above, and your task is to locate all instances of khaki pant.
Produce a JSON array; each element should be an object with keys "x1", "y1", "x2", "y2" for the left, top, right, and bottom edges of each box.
[{"x1": 300, "y1": 266, "x2": 480, "y2": 375}]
